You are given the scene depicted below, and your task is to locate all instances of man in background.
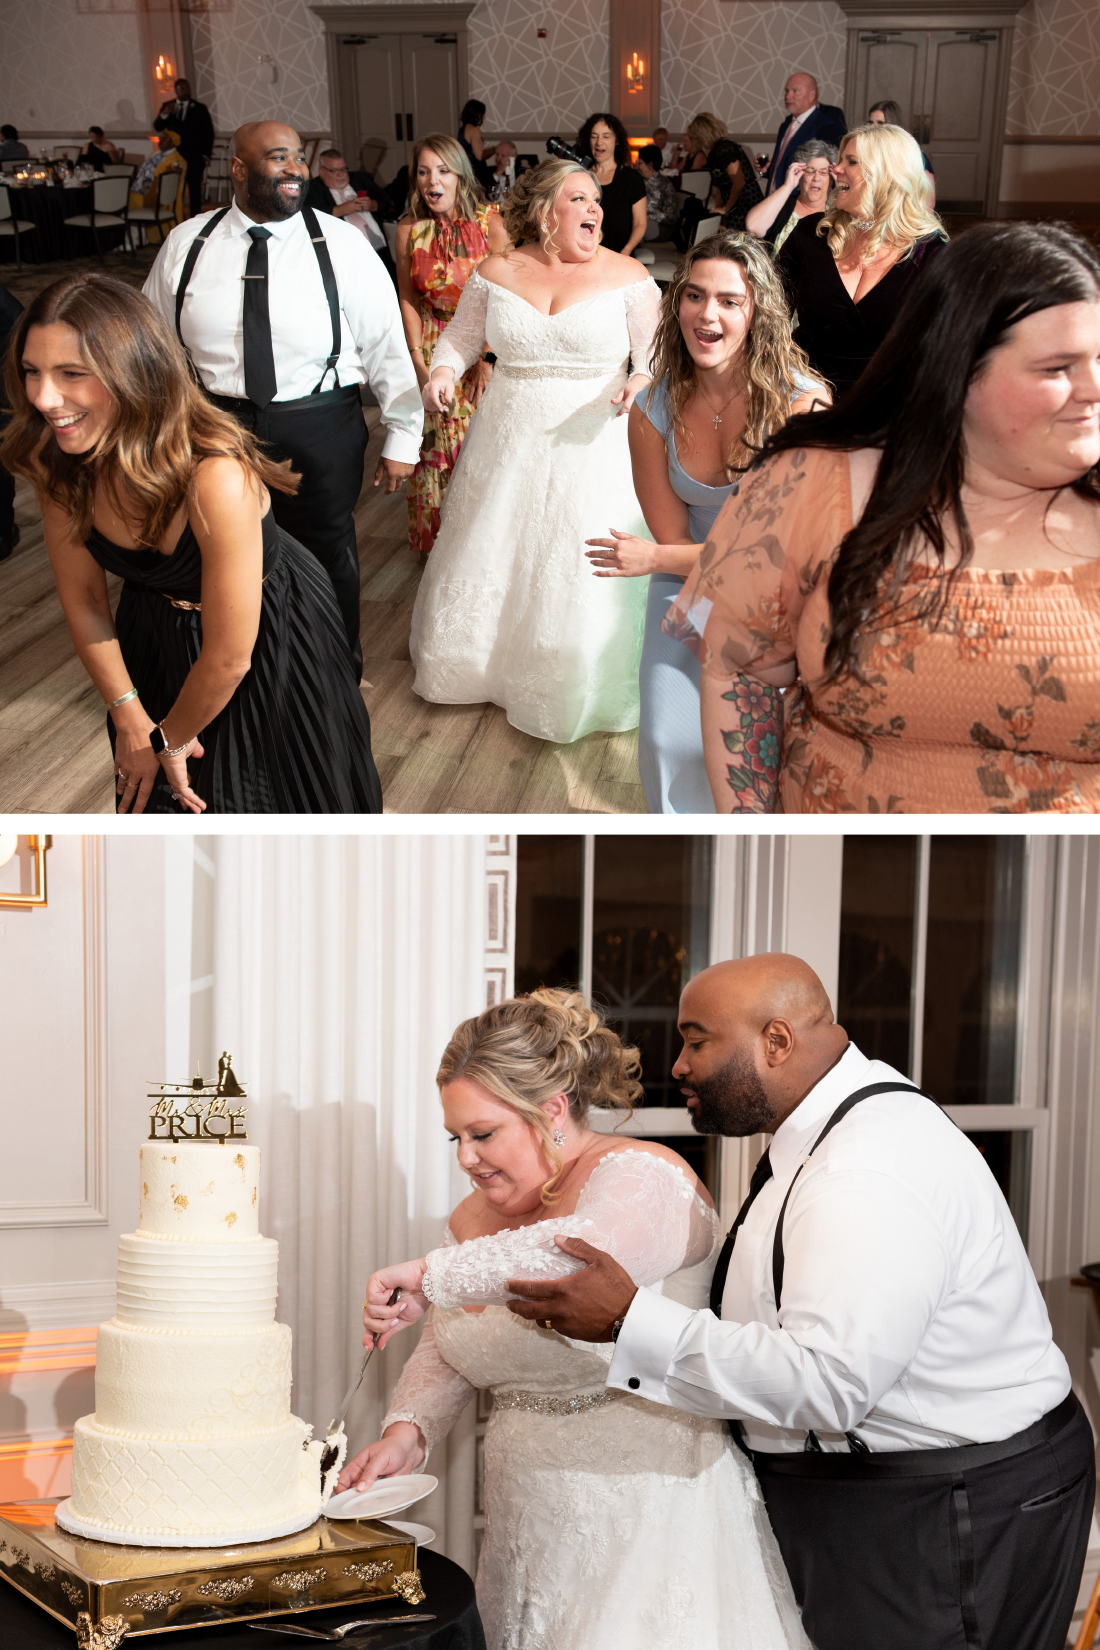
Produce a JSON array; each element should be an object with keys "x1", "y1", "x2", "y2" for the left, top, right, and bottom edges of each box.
[
  {"x1": 154, "y1": 77, "x2": 214, "y2": 216},
  {"x1": 487, "y1": 140, "x2": 517, "y2": 199},
  {"x1": 0, "y1": 125, "x2": 29, "y2": 162},
  {"x1": 304, "y1": 147, "x2": 395, "y2": 279},
  {"x1": 762, "y1": 72, "x2": 845, "y2": 192}
]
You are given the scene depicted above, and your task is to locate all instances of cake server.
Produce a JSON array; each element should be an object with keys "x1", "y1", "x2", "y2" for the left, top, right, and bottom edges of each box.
[
  {"x1": 319, "y1": 1288, "x2": 401, "y2": 1477},
  {"x1": 247, "y1": 1618, "x2": 435, "y2": 1640}
]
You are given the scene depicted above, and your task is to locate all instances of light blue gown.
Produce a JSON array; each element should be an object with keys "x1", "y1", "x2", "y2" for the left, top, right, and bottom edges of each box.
[
  {"x1": 635, "y1": 379, "x2": 736, "y2": 814},
  {"x1": 635, "y1": 374, "x2": 820, "y2": 814}
]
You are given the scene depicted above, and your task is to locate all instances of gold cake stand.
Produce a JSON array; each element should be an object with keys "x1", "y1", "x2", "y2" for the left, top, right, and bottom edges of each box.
[{"x1": 0, "y1": 1500, "x2": 423, "y2": 1642}]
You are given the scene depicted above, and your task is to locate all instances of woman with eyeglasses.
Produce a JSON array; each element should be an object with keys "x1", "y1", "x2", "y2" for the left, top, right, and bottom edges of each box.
[{"x1": 744, "y1": 140, "x2": 837, "y2": 253}]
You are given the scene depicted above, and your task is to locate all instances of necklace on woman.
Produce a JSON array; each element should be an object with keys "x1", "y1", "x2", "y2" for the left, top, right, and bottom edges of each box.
[{"x1": 699, "y1": 382, "x2": 741, "y2": 430}]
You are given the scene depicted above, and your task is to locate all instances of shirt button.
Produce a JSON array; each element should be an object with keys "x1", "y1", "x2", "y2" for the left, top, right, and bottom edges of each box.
[{"x1": 627, "y1": 1377, "x2": 640, "y2": 1390}]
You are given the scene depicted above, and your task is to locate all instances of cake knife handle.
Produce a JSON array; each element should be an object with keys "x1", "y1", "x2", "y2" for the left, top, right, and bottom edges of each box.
[{"x1": 326, "y1": 1288, "x2": 401, "y2": 1437}]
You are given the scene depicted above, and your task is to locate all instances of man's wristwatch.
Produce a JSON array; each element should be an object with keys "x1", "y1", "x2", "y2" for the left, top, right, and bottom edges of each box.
[{"x1": 149, "y1": 724, "x2": 190, "y2": 759}]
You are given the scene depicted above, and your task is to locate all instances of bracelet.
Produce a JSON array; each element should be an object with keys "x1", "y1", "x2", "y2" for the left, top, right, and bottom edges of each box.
[
  {"x1": 149, "y1": 723, "x2": 190, "y2": 759},
  {"x1": 107, "y1": 687, "x2": 139, "y2": 709}
]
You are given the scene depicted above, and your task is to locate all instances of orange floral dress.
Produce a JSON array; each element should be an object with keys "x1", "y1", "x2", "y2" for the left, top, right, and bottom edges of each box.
[
  {"x1": 407, "y1": 204, "x2": 499, "y2": 560},
  {"x1": 664, "y1": 446, "x2": 1100, "y2": 813}
]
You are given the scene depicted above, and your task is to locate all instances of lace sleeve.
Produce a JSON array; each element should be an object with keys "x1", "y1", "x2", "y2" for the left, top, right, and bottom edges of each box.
[
  {"x1": 382, "y1": 1235, "x2": 477, "y2": 1458},
  {"x1": 623, "y1": 277, "x2": 661, "y2": 378},
  {"x1": 422, "y1": 1150, "x2": 718, "y2": 1309},
  {"x1": 430, "y1": 271, "x2": 490, "y2": 378}
]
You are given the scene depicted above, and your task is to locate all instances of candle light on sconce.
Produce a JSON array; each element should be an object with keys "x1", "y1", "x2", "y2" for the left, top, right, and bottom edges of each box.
[
  {"x1": 154, "y1": 54, "x2": 176, "y2": 97},
  {"x1": 625, "y1": 51, "x2": 645, "y2": 94}
]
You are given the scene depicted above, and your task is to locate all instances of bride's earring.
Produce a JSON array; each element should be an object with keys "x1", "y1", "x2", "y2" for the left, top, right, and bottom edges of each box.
[{"x1": 552, "y1": 1128, "x2": 566, "y2": 1148}]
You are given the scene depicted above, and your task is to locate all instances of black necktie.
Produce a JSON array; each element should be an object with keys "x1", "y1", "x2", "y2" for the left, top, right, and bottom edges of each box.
[
  {"x1": 243, "y1": 225, "x2": 278, "y2": 409},
  {"x1": 708, "y1": 1147, "x2": 773, "y2": 1316}
]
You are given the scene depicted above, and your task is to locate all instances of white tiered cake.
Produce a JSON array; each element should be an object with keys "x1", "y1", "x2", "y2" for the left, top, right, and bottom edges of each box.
[{"x1": 59, "y1": 1141, "x2": 336, "y2": 1546}]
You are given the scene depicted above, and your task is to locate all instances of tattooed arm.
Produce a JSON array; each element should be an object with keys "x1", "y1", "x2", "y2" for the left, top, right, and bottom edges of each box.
[{"x1": 701, "y1": 671, "x2": 783, "y2": 813}]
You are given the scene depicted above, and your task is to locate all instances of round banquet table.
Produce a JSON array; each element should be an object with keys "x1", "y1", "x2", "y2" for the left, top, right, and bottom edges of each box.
[
  {"x1": 0, "y1": 1548, "x2": 486, "y2": 1650},
  {"x1": 0, "y1": 183, "x2": 128, "y2": 263}
]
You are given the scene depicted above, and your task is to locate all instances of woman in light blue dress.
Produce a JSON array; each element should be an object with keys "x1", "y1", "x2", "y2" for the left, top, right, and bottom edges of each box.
[{"x1": 587, "y1": 234, "x2": 825, "y2": 812}]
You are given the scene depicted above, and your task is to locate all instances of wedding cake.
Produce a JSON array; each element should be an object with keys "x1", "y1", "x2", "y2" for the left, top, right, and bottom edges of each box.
[{"x1": 59, "y1": 1138, "x2": 340, "y2": 1546}]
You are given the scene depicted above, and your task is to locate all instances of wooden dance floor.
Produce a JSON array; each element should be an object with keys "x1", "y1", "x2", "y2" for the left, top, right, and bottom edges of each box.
[{"x1": 0, "y1": 251, "x2": 646, "y2": 814}]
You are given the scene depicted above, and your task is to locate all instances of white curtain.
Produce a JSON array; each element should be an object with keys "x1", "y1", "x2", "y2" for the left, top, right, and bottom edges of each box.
[{"x1": 167, "y1": 835, "x2": 486, "y2": 1571}]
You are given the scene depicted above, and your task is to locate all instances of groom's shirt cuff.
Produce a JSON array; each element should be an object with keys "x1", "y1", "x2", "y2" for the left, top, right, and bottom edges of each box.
[{"x1": 606, "y1": 1286, "x2": 694, "y2": 1406}]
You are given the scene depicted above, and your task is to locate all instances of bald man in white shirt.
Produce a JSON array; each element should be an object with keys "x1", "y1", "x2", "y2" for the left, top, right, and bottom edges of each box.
[
  {"x1": 504, "y1": 954, "x2": 1095, "y2": 1650},
  {"x1": 144, "y1": 121, "x2": 422, "y2": 680}
]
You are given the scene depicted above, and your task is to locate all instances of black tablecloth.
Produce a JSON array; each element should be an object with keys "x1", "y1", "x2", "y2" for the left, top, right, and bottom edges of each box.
[
  {"x1": 0, "y1": 1548, "x2": 485, "y2": 1650},
  {"x1": 0, "y1": 184, "x2": 128, "y2": 262}
]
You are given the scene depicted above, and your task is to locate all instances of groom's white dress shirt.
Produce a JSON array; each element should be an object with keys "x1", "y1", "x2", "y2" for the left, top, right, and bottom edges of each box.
[{"x1": 608, "y1": 1043, "x2": 1069, "y2": 1453}]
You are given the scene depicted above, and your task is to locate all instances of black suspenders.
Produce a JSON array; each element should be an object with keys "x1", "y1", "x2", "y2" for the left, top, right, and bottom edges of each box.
[{"x1": 173, "y1": 204, "x2": 342, "y2": 396}]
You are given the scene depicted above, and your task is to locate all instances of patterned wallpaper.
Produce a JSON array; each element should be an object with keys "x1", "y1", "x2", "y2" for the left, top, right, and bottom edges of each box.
[
  {"x1": 0, "y1": 0, "x2": 147, "y2": 134},
  {"x1": 1007, "y1": 0, "x2": 1100, "y2": 135},
  {"x1": 661, "y1": 0, "x2": 847, "y2": 135}
]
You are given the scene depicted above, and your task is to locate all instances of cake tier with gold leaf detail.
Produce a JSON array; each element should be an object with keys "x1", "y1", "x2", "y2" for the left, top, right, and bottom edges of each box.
[{"x1": 61, "y1": 1142, "x2": 330, "y2": 1545}]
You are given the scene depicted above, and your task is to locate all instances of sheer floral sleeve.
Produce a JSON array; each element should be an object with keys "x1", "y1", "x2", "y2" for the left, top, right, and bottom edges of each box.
[
  {"x1": 381, "y1": 1232, "x2": 477, "y2": 1460},
  {"x1": 421, "y1": 1150, "x2": 718, "y2": 1309},
  {"x1": 623, "y1": 277, "x2": 661, "y2": 379},
  {"x1": 430, "y1": 270, "x2": 490, "y2": 378}
]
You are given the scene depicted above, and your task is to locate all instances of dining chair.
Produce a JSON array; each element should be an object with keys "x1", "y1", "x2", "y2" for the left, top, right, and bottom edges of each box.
[
  {"x1": 679, "y1": 170, "x2": 712, "y2": 201},
  {"x1": 101, "y1": 163, "x2": 136, "y2": 179},
  {"x1": 0, "y1": 184, "x2": 36, "y2": 270},
  {"x1": 644, "y1": 214, "x2": 722, "y2": 284},
  {"x1": 63, "y1": 173, "x2": 133, "y2": 259},
  {"x1": 127, "y1": 168, "x2": 181, "y2": 246}
]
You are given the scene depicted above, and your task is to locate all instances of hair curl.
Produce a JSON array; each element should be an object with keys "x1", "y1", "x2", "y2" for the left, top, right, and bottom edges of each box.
[
  {"x1": 685, "y1": 112, "x2": 728, "y2": 158},
  {"x1": 755, "y1": 220, "x2": 1100, "y2": 682},
  {"x1": 500, "y1": 158, "x2": 598, "y2": 251},
  {"x1": 0, "y1": 274, "x2": 296, "y2": 548},
  {"x1": 819, "y1": 123, "x2": 943, "y2": 261},
  {"x1": 647, "y1": 232, "x2": 820, "y2": 477},
  {"x1": 407, "y1": 132, "x2": 484, "y2": 223},
  {"x1": 436, "y1": 988, "x2": 643, "y2": 1204},
  {"x1": 577, "y1": 112, "x2": 631, "y2": 168}
]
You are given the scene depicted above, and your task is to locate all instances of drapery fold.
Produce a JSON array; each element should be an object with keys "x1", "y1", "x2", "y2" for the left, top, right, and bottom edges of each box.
[{"x1": 167, "y1": 835, "x2": 485, "y2": 1570}]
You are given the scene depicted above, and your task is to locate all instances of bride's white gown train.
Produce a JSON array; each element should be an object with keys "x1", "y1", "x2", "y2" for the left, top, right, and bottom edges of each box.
[
  {"x1": 383, "y1": 1150, "x2": 810, "y2": 1650},
  {"x1": 408, "y1": 272, "x2": 659, "y2": 744}
]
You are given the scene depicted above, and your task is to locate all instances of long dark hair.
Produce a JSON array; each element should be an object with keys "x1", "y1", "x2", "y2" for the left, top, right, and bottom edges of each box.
[
  {"x1": 459, "y1": 99, "x2": 486, "y2": 128},
  {"x1": 578, "y1": 111, "x2": 631, "y2": 168},
  {"x1": 759, "y1": 221, "x2": 1100, "y2": 681}
]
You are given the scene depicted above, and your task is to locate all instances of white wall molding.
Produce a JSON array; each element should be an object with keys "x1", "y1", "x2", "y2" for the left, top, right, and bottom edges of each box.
[
  {"x1": 485, "y1": 834, "x2": 516, "y2": 1007},
  {"x1": 0, "y1": 1279, "x2": 117, "y2": 1332}
]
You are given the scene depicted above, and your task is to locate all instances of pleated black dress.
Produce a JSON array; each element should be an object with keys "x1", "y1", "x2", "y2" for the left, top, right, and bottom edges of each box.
[{"x1": 87, "y1": 508, "x2": 383, "y2": 814}]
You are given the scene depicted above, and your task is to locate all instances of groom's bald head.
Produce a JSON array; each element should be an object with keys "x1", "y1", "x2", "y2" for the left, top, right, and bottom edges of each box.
[{"x1": 673, "y1": 954, "x2": 848, "y2": 1136}]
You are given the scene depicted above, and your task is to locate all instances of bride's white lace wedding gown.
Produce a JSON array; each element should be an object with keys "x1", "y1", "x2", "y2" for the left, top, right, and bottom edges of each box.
[
  {"x1": 383, "y1": 1149, "x2": 809, "y2": 1650},
  {"x1": 408, "y1": 272, "x2": 659, "y2": 744}
]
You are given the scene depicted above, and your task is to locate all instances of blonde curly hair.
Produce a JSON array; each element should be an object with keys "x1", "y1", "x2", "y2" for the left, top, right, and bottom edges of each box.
[
  {"x1": 407, "y1": 132, "x2": 484, "y2": 224},
  {"x1": 819, "y1": 123, "x2": 944, "y2": 261},
  {"x1": 685, "y1": 112, "x2": 728, "y2": 157},
  {"x1": 436, "y1": 988, "x2": 642, "y2": 1204},
  {"x1": 647, "y1": 232, "x2": 821, "y2": 476},
  {"x1": 500, "y1": 157, "x2": 599, "y2": 251}
]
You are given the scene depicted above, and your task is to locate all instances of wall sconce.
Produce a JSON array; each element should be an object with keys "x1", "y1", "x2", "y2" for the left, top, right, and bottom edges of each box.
[
  {"x1": 0, "y1": 834, "x2": 52, "y2": 910},
  {"x1": 154, "y1": 54, "x2": 176, "y2": 97},
  {"x1": 625, "y1": 51, "x2": 645, "y2": 94}
]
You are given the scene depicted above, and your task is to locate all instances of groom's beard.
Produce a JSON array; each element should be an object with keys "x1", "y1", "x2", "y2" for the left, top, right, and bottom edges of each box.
[{"x1": 687, "y1": 1049, "x2": 780, "y2": 1137}]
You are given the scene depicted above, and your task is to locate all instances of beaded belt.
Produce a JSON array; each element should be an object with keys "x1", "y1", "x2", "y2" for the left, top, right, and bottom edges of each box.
[
  {"x1": 492, "y1": 1388, "x2": 621, "y2": 1416},
  {"x1": 495, "y1": 363, "x2": 624, "y2": 381}
]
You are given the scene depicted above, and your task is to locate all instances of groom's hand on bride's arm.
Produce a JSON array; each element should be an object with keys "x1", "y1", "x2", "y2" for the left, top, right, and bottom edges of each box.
[{"x1": 505, "y1": 1237, "x2": 637, "y2": 1340}]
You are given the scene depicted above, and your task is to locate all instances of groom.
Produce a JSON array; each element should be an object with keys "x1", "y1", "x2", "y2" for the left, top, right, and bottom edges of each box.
[{"x1": 506, "y1": 954, "x2": 1095, "y2": 1650}]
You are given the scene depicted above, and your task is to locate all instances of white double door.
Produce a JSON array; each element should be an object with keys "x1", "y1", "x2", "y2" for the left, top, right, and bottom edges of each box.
[{"x1": 345, "y1": 30, "x2": 459, "y2": 184}]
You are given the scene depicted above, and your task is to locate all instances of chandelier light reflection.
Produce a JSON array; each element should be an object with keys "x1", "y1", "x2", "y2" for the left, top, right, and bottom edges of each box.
[{"x1": 625, "y1": 51, "x2": 645, "y2": 94}]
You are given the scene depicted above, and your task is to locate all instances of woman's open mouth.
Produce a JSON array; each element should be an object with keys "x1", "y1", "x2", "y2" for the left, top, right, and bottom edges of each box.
[
  {"x1": 49, "y1": 411, "x2": 88, "y2": 431},
  {"x1": 694, "y1": 328, "x2": 722, "y2": 347}
]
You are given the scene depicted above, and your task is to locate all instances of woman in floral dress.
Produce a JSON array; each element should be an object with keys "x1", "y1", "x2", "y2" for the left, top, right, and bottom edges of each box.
[
  {"x1": 664, "y1": 222, "x2": 1100, "y2": 813},
  {"x1": 396, "y1": 133, "x2": 508, "y2": 560}
]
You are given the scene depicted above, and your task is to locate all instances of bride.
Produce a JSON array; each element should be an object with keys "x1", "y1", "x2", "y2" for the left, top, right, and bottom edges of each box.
[
  {"x1": 337, "y1": 990, "x2": 809, "y2": 1650},
  {"x1": 408, "y1": 160, "x2": 659, "y2": 744}
]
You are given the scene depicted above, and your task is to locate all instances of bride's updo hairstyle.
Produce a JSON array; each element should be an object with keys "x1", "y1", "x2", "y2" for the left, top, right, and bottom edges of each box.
[
  {"x1": 437, "y1": 988, "x2": 642, "y2": 1203},
  {"x1": 501, "y1": 159, "x2": 598, "y2": 252}
]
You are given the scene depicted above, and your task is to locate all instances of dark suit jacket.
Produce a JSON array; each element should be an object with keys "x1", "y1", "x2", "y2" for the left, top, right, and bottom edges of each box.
[
  {"x1": 154, "y1": 99, "x2": 215, "y2": 162},
  {"x1": 766, "y1": 103, "x2": 847, "y2": 190},
  {"x1": 303, "y1": 172, "x2": 378, "y2": 216}
]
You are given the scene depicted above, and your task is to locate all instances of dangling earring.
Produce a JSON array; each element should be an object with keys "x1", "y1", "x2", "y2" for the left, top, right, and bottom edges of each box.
[{"x1": 552, "y1": 1128, "x2": 566, "y2": 1148}]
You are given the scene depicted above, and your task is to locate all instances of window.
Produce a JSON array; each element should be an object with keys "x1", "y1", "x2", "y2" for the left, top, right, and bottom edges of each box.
[{"x1": 838, "y1": 836, "x2": 1032, "y2": 1239}]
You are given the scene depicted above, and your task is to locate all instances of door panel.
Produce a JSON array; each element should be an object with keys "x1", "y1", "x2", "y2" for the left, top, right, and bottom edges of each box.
[
  {"x1": 860, "y1": 35, "x2": 924, "y2": 130},
  {"x1": 402, "y1": 35, "x2": 459, "y2": 146},
  {"x1": 351, "y1": 36, "x2": 404, "y2": 182},
  {"x1": 924, "y1": 30, "x2": 1000, "y2": 211},
  {"x1": 928, "y1": 40, "x2": 991, "y2": 142}
]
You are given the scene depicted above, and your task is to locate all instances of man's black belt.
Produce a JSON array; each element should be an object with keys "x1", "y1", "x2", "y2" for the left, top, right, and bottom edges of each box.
[
  {"x1": 208, "y1": 384, "x2": 361, "y2": 415},
  {"x1": 750, "y1": 1389, "x2": 1080, "y2": 1479}
]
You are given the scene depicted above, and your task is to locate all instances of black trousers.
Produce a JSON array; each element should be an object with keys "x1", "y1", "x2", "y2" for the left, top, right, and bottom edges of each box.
[
  {"x1": 210, "y1": 385, "x2": 368, "y2": 676},
  {"x1": 182, "y1": 155, "x2": 205, "y2": 217},
  {"x1": 754, "y1": 1393, "x2": 1094, "y2": 1650}
]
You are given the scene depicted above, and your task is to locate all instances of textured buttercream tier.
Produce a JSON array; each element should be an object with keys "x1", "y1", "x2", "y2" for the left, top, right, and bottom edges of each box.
[
  {"x1": 94, "y1": 1318, "x2": 292, "y2": 1438},
  {"x1": 138, "y1": 1142, "x2": 260, "y2": 1241},
  {"x1": 67, "y1": 1413, "x2": 319, "y2": 1538},
  {"x1": 115, "y1": 1232, "x2": 278, "y2": 1326}
]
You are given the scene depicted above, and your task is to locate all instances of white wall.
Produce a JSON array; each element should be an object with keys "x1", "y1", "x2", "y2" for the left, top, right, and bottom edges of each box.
[{"x1": 0, "y1": 0, "x2": 147, "y2": 135}]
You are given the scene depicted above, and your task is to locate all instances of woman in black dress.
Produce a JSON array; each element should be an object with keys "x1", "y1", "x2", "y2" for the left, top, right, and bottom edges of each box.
[
  {"x1": 778, "y1": 122, "x2": 946, "y2": 397},
  {"x1": 457, "y1": 99, "x2": 496, "y2": 191},
  {"x1": 706, "y1": 136, "x2": 764, "y2": 234},
  {"x1": 79, "y1": 127, "x2": 123, "y2": 171},
  {"x1": 577, "y1": 112, "x2": 646, "y2": 255},
  {"x1": 2, "y1": 274, "x2": 382, "y2": 815}
]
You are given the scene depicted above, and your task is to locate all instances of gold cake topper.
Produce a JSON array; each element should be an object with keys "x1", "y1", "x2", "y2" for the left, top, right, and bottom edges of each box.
[{"x1": 148, "y1": 1052, "x2": 248, "y2": 1143}]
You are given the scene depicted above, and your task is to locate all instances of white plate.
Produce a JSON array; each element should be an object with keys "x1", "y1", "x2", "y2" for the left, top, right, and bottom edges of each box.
[
  {"x1": 324, "y1": 1474, "x2": 438, "y2": 1521},
  {"x1": 382, "y1": 1520, "x2": 436, "y2": 1548}
]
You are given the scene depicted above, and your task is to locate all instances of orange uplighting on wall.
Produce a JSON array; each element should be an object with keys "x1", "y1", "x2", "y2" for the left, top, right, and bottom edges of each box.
[{"x1": 625, "y1": 51, "x2": 645, "y2": 93}]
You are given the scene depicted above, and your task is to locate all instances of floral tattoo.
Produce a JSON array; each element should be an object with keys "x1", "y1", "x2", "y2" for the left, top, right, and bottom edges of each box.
[{"x1": 719, "y1": 676, "x2": 782, "y2": 810}]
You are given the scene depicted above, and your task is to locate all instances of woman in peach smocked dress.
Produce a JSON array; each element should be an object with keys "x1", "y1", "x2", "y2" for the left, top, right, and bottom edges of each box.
[
  {"x1": 664, "y1": 222, "x2": 1100, "y2": 813},
  {"x1": 396, "y1": 133, "x2": 508, "y2": 560}
]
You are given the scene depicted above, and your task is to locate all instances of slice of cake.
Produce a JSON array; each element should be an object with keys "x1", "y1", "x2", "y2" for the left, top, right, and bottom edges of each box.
[{"x1": 59, "y1": 1140, "x2": 340, "y2": 1545}]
